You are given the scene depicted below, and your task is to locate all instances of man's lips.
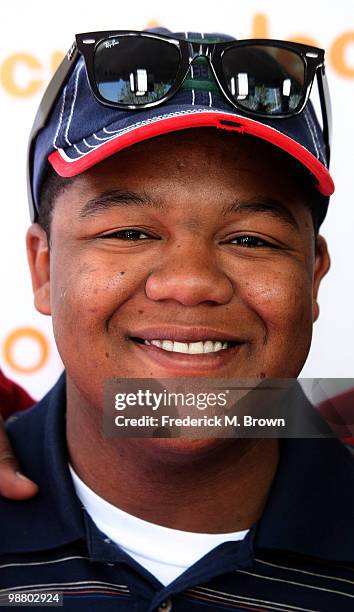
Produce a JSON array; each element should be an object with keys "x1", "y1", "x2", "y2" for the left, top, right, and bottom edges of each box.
[
  {"x1": 127, "y1": 326, "x2": 244, "y2": 343},
  {"x1": 127, "y1": 327, "x2": 246, "y2": 371},
  {"x1": 130, "y1": 339, "x2": 244, "y2": 372}
]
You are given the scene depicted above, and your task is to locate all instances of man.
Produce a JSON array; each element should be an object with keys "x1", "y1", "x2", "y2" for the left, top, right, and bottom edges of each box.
[{"x1": 0, "y1": 29, "x2": 353, "y2": 610}]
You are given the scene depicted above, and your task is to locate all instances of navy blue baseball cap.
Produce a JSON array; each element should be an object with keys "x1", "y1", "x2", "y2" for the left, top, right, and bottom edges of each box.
[{"x1": 30, "y1": 29, "x2": 334, "y2": 223}]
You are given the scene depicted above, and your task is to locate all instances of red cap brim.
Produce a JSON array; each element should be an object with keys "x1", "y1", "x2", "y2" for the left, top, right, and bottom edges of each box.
[{"x1": 49, "y1": 111, "x2": 334, "y2": 197}]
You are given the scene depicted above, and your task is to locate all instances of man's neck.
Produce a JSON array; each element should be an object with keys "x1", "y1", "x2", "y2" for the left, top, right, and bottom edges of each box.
[{"x1": 66, "y1": 382, "x2": 279, "y2": 533}]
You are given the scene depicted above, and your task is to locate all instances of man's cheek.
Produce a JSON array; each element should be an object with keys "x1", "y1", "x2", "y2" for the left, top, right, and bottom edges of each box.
[
  {"x1": 50, "y1": 265, "x2": 97, "y2": 324},
  {"x1": 241, "y1": 270, "x2": 313, "y2": 336},
  {"x1": 50, "y1": 260, "x2": 137, "y2": 325}
]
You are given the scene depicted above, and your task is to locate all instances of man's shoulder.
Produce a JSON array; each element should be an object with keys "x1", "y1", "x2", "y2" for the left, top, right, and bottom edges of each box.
[
  {"x1": 0, "y1": 373, "x2": 84, "y2": 557},
  {"x1": 4, "y1": 374, "x2": 66, "y2": 490},
  {"x1": 6, "y1": 394, "x2": 49, "y2": 451},
  {"x1": 255, "y1": 434, "x2": 354, "y2": 565}
]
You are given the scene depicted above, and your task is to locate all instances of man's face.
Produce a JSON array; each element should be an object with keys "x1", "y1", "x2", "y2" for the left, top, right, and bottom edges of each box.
[{"x1": 27, "y1": 129, "x2": 330, "y2": 410}]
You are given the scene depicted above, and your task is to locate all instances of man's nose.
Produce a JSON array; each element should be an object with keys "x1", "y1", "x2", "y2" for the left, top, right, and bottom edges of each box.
[{"x1": 145, "y1": 240, "x2": 234, "y2": 306}]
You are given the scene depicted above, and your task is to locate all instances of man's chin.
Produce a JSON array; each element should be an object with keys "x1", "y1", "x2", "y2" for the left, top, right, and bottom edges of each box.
[{"x1": 128, "y1": 437, "x2": 237, "y2": 464}]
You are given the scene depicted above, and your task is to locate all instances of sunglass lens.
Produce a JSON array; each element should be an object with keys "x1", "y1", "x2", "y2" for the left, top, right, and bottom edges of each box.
[
  {"x1": 222, "y1": 45, "x2": 305, "y2": 115},
  {"x1": 94, "y1": 35, "x2": 181, "y2": 105}
]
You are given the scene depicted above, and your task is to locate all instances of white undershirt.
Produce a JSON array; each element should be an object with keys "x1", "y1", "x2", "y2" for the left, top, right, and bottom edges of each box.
[{"x1": 69, "y1": 465, "x2": 249, "y2": 586}]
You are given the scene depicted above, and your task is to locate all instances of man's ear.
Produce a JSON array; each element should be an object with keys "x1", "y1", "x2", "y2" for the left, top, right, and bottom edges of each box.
[
  {"x1": 26, "y1": 223, "x2": 51, "y2": 315},
  {"x1": 312, "y1": 235, "x2": 330, "y2": 322}
]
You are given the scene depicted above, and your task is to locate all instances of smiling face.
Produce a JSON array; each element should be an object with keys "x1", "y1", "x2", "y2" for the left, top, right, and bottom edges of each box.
[{"x1": 27, "y1": 129, "x2": 330, "y2": 411}]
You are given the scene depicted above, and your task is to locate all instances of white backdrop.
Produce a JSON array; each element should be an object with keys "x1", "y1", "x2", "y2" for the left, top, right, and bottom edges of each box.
[{"x1": 1, "y1": 0, "x2": 353, "y2": 400}]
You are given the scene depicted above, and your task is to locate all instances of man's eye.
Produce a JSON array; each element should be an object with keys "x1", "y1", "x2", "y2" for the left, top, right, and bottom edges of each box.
[
  {"x1": 228, "y1": 235, "x2": 277, "y2": 248},
  {"x1": 101, "y1": 229, "x2": 153, "y2": 241}
]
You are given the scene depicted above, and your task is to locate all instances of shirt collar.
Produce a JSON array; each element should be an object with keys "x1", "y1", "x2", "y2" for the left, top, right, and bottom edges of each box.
[{"x1": 1, "y1": 373, "x2": 354, "y2": 561}]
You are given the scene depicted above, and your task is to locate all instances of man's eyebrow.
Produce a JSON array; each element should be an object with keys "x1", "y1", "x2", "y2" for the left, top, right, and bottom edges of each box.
[
  {"x1": 221, "y1": 198, "x2": 300, "y2": 230},
  {"x1": 79, "y1": 191, "x2": 299, "y2": 230},
  {"x1": 79, "y1": 190, "x2": 164, "y2": 218}
]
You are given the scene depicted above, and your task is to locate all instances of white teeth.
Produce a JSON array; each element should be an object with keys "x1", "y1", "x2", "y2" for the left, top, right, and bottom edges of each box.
[
  {"x1": 150, "y1": 340, "x2": 162, "y2": 348},
  {"x1": 203, "y1": 340, "x2": 215, "y2": 353},
  {"x1": 145, "y1": 339, "x2": 230, "y2": 354},
  {"x1": 188, "y1": 341, "x2": 204, "y2": 354},
  {"x1": 173, "y1": 341, "x2": 189, "y2": 353},
  {"x1": 161, "y1": 340, "x2": 174, "y2": 351}
]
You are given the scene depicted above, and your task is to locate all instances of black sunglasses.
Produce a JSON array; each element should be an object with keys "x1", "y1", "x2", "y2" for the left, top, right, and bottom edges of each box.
[{"x1": 27, "y1": 30, "x2": 332, "y2": 221}]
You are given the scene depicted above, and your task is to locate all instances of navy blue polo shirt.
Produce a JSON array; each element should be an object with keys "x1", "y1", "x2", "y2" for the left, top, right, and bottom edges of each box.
[{"x1": 0, "y1": 373, "x2": 354, "y2": 611}]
